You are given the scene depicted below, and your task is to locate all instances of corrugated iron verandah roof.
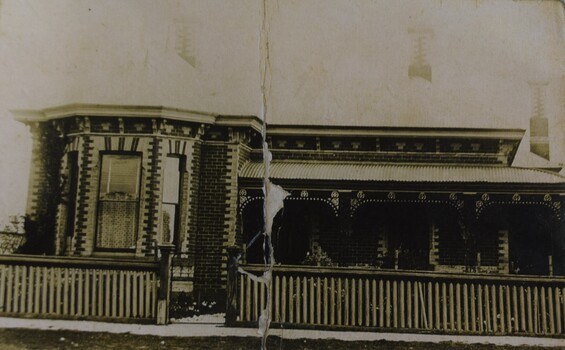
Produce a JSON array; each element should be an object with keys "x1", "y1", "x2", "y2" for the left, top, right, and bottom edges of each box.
[{"x1": 239, "y1": 161, "x2": 565, "y2": 184}]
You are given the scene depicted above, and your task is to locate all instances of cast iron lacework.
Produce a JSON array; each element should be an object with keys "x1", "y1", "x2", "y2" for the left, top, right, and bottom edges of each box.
[
  {"x1": 238, "y1": 189, "x2": 339, "y2": 216},
  {"x1": 350, "y1": 191, "x2": 462, "y2": 218},
  {"x1": 475, "y1": 198, "x2": 562, "y2": 220}
]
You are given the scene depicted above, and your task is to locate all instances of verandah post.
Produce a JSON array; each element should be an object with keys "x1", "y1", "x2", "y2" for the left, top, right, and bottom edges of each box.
[
  {"x1": 226, "y1": 246, "x2": 242, "y2": 325},
  {"x1": 156, "y1": 243, "x2": 175, "y2": 325}
]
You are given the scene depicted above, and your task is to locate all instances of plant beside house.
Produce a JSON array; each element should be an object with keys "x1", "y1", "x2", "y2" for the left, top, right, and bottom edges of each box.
[{"x1": 301, "y1": 247, "x2": 333, "y2": 267}]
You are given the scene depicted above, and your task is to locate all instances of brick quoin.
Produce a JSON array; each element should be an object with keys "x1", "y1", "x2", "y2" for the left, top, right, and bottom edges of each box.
[
  {"x1": 141, "y1": 137, "x2": 163, "y2": 256},
  {"x1": 73, "y1": 136, "x2": 94, "y2": 255}
]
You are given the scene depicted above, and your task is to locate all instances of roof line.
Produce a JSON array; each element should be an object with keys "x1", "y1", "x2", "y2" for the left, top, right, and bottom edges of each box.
[
  {"x1": 266, "y1": 123, "x2": 525, "y2": 133},
  {"x1": 246, "y1": 159, "x2": 565, "y2": 175},
  {"x1": 12, "y1": 104, "x2": 527, "y2": 139},
  {"x1": 239, "y1": 161, "x2": 565, "y2": 184},
  {"x1": 12, "y1": 103, "x2": 263, "y2": 132},
  {"x1": 265, "y1": 124, "x2": 525, "y2": 139}
]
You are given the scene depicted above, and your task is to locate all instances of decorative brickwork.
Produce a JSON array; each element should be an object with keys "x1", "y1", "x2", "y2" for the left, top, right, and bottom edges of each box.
[
  {"x1": 73, "y1": 136, "x2": 94, "y2": 255},
  {"x1": 54, "y1": 153, "x2": 68, "y2": 255},
  {"x1": 177, "y1": 145, "x2": 191, "y2": 254},
  {"x1": 376, "y1": 229, "x2": 388, "y2": 260},
  {"x1": 428, "y1": 224, "x2": 439, "y2": 268},
  {"x1": 262, "y1": 150, "x2": 505, "y2": 165},
  {"x1": 54, "y1": 148, "x2": 75, "y2": 256},
  {"x1": 56, "y1": 129, "x2": 207, "y2": 259},
  {"x1": 224, "y1": 143, "x2": 240, "y2": 250},
  {"x1": 184, "y1": 140, "x2": 201, "y2": 263},
  {"x1": 140, "y1": 137, "x2": 164, "y2": 256}
]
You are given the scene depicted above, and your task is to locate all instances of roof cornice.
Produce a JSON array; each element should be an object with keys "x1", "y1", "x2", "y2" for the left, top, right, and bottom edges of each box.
[
  {"x1": 265, "y1": 124, "x2": 525, "y2": 140},
  {"x1": 12, "y1": 104, "x2": 525, "y2": 141},
  {"x1": 12, "y1": 103, "x2": 263, "y2": 132}
]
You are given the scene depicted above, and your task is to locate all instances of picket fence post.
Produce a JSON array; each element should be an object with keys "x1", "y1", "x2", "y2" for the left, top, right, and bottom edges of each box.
[
  {"x1": 156, "y1": 244, "x2": 175, "y2": 325},
  {"x1": 226, "y1": 246, "x2": 242, "y2": 325}
]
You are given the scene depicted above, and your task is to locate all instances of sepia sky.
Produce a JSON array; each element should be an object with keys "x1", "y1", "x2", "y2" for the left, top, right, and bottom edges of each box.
[{"x1": 0, "y1": 0, "x2": 564, "y2": 222}]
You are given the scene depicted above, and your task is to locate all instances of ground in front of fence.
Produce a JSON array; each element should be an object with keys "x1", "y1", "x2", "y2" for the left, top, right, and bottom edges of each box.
[{"x1": 0, "y1": 328, "x2": 559, "y2": 350}]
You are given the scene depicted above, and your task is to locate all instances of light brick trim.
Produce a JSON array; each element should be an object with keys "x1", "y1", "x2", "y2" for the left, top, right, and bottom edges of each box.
[
  {"x1": 428, "y1": 224, "x2": 439, "y2": 268},
  {"x1": 498, "y1": 229, "x2": 509, "y2": 274}
]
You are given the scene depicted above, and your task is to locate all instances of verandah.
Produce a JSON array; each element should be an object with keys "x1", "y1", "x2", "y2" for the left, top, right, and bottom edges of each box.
[{"x1": 239, "y1": 188, "x2": 564, "y2": 277}]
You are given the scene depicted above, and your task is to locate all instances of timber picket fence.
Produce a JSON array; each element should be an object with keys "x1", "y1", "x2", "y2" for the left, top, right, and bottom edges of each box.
[
  {"x1": 0, "y1": 254, "x2": 161, "y2": 323},
  {"x1": 231, "y1": 264, "x2": 565, "y2": 336}
]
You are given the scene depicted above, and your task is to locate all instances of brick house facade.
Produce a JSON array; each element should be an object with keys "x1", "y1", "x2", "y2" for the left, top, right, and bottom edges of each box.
[
  {"x1": 14, "y1": 104, "x2": 565, "y2": 304},
  {"x1": 16, "y1": 105, "x2": 263, "y2": 302}
]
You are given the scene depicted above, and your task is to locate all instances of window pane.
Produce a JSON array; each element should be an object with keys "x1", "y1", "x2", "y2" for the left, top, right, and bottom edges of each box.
[
  {"x1": 162, "y1": 203, "x2": 177, "y2": 244},
  {"x1": 97, "y1": 201, "x2": 138, "y2": 249},
  {"x1": 99, "y1": 155, "x2": 140, "y2": 199},
  {"x1": 162, "y1": 156, "x2": 180, "y2": 203}
]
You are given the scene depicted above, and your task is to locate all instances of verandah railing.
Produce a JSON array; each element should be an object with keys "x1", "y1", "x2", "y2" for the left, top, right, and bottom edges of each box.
[
  {"x1": 232, "y1": 264, "x2": 565, "y2": 336},
  {"x1": 0, "y1": 254, "x2": 160, "y2": 322}
]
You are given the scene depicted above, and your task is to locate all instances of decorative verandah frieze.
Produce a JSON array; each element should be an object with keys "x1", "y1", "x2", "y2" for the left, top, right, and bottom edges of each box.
[
  {"x1": 475, "y1": 192, "x2": 562, "y2": 221},
  {"x1": 349, "y1": 190, "x2": 465, "y2": 218},
  {"x1": 238, "y1": 188, "x2": 340, "y2": 216},
  {"x1": 239, "y1": 187, "x2": 564, "y2": 221}
]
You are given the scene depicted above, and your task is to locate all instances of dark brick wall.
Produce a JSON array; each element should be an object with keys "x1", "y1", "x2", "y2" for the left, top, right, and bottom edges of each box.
[{"x1": 193, "y1": 142, "x2": 232, "y2": 301}]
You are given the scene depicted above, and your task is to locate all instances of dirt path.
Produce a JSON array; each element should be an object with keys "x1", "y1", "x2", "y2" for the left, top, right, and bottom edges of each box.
[{"x1": 0, "y1": 328, "x2": 561, "y2": 350}]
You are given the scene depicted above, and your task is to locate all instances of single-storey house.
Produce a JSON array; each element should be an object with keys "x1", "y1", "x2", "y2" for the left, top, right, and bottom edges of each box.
[{"x1": 13, "y1": 104, "x2": 565, "y2": 308}]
